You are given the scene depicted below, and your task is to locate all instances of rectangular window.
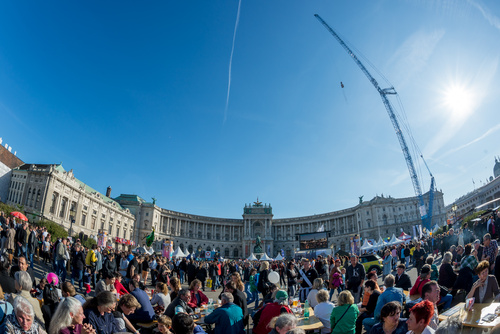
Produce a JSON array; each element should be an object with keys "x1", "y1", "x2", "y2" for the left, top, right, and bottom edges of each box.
[
  {"x1": 81, "y1": 214, "x2": 87, "y2": 226},
  {"x1": 108, "y1": 224, "x2": 113, "y2": 235},
  {"x1": 116, "y1": 227, "x2": 120, "y2": 238},
  {"x1": 91, "y1": 218, "x2": 96, "y2": 230},
  {"x1": 59, "y1": 198, "x2": 67, "y2": 218},
  {"x1": 49, "y1": 193, "x2": 58, "y2": 214}
]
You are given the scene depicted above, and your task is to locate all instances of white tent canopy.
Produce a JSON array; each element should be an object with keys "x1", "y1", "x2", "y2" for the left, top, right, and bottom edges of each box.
[
  {"x1": 132, "y1": 246, "x2": 154, "y2": 255},
  {"x1": 259, "y1": 253, "x2": 273, "y2": 261},
  {"x1": 247, "y1": 253, "x2": 258, "y2": 261},
  {"x1": 172, "y1": 246, "x2": 187, "y2": 258},
  {"x1": 275, "y1": 253, "x2": 284, "y2": 261},
  {"x1": 387, "y1": 234, "x2": 404, "y2": 246},
  {"x1": 375, "y1": 236, "x2": 386, "y2": 249},
  {"x1": 360, "y1": 239, "x2": 375, "y2": 250}
]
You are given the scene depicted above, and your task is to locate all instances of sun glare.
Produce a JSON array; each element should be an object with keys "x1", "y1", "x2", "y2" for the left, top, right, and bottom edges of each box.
[{"x1": 442, "y1": 83, "x2": 475, "y2": 119}]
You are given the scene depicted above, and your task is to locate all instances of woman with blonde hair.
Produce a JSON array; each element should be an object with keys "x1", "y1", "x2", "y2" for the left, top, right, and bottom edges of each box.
[
  {"x1": 329, "y1": 290, "x2": 359, "y2": 334},
  {"x1": 257, "y1": 261, "x2": 271, "y2": 296},
  {"x1": 49, "y1": 297, "x2": 95, "y2": 334},
  {"x1": 231, "y1": 272, "x2": 245, "y2": 292},
  {"x1": 314, "y1": 290, "x2": 334, "y2": 334},
  {"x1": 306, "y1": 278, "x2": 323, "y2": 308}
]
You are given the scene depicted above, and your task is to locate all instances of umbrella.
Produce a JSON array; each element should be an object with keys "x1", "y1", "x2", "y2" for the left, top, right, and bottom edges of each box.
[{"x1": 11, "y1": 211, "x2": 28, "y2": 221}]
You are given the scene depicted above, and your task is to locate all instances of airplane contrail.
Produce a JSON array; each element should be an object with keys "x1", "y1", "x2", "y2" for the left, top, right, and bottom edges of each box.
[{"x1": 223, "y1": 0, "x2": 241, "y2": 124}]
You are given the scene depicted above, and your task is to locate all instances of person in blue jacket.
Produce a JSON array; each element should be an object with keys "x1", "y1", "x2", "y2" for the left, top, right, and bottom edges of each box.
[
  {"x1": 127, "y1": 280, "x2": 155, "y2": 324},
  {"x1": 204, "y1": 292, "x2": 244, "y2": 334}
]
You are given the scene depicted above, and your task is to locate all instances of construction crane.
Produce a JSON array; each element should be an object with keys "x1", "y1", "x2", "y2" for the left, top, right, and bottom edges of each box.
[{"x1": 314, "y1": 14, "x2": 435, "y2": 230}]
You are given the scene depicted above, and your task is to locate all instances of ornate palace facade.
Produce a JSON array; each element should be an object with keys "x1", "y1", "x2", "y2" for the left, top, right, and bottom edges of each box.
[{"x1": 7, "y1": 163, "x2": 446, "y2": 257}]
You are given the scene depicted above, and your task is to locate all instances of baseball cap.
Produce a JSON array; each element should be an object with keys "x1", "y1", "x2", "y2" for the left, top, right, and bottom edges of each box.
[{"x1": 275, "y1": 290, "x2": 288, "y2": 301}]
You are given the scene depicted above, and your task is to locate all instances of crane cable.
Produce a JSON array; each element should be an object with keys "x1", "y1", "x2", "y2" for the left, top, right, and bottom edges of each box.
[{"x1": 340, "y1": 31, "x2": 431, "y2": 190}]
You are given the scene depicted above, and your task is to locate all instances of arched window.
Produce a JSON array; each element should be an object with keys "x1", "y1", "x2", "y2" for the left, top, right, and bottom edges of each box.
[
  {"x1": 233, "y1": 248, "x2": 239, "y2": 257},
  {"x1": 180, "y1": 244, "x2": 185, "y2": 252},
  {"x1": 188, "y1": 245, "x2": 194, "y2": 253},
  {"x1": 224, "y1": 248, "x2": 230, "y2": 257}
]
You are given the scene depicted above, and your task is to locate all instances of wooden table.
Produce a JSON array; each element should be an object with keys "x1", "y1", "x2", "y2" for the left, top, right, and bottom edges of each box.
[
  {"x1": 439, "y1": 302, "x2": 500, "y2": 328},
  {"x1": 403, "y1": 290, "x2": 420, "y2": 301},
  {"x1": 296, "y1": 308, "x2": 324, "y2": 331}
]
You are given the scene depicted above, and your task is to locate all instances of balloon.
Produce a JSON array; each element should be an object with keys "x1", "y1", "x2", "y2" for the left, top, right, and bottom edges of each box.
[{"x1": 268, "y1": 271, "x2": 280, "y2": 284}]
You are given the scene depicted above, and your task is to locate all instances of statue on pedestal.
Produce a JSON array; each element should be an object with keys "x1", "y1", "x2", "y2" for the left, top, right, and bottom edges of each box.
[{"x1": 254, "y1": 235, "x2": 263, "y2": 254}]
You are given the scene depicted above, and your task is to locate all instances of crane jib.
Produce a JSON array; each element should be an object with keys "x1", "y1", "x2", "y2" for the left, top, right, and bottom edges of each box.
[{"x1": 314, "y1": 14, "x2": 434, "y2": 231}]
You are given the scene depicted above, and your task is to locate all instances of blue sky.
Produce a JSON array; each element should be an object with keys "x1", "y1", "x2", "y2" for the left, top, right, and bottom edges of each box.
[{"x1": 1, "y1": 1, "x2": 499, "y2": 219}]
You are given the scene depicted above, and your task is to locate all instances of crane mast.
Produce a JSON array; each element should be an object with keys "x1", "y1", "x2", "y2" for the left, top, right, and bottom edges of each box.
[{"x1": 314, "y1": 14, "x2": 431, "y2": 229}]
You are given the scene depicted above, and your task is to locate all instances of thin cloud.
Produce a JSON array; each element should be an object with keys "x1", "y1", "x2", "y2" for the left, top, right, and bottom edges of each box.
[
  {"x1": 223, "y1": 0, "x2": 242, "y2": 124},
  {"x1": 468, "y1": 0, "x2": 500, "y2": 31},
  {"x1": 438, "y1": 122, "x2": 500, "y2": 160},
  {"x1": 388, "y1": 29, "x2": 445, "y2": 87}
]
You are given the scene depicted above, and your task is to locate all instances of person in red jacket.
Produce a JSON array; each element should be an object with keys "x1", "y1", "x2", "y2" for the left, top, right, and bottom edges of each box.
[
  {"x1": 114, "y1": 273, "x2": 129, "y2": 296},
  {"x1": 187, "y1": 279, "x2": 208, "y2": 308},
  {"x1": 252, "y1": 290, "x2": 293, "y2": 334},
  {"x1": 410, "y1": 265, "x2": 431, "y2": 296}
]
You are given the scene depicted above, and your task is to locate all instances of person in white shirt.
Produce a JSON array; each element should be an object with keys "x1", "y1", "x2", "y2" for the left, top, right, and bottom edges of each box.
[
  {"x1": 313, "y1": 289, "x2": 335, "y2": 334},
  {"x1": 407, "y1": 300, "x2": 435, "y2": 334},
  {"x1": 306, "y1": 278, "x2": 324, "y2": 308}
]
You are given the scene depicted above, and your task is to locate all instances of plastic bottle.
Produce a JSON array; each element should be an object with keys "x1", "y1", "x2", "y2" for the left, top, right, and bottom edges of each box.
[
  {"x1": 304, "y1": 300, "x2": 310, "y2": 320},
  {"x1": 175, "y1": 306, "x2": 183, "y2": 315},
  {"x1": 208, "y1": 300, "x2": 214, "y2": 314}
]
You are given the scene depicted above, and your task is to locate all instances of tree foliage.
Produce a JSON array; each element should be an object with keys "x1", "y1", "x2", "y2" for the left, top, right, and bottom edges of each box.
[
  {"x1": 0, "y1": 202, "x2": 24, "y2": 217},
  {"x1": 79, "y1": 235, "x2": 97, "y2": 249},
  {"x1": 36, "y1": 219, "x2": 68, "y2": 242}
]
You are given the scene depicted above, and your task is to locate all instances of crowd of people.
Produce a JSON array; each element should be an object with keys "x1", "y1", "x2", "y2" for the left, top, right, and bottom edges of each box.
[{"x1": 0, "y1": 209, "x2": 500, "y2": 334}]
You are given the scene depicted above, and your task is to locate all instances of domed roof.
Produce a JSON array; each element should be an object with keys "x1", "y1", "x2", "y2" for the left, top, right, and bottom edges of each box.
[{"x1": 494, "y1": 157, "x2": 500, "y2": 178}]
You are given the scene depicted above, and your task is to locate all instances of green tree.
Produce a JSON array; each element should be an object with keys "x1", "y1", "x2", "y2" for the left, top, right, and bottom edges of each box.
[
  {"x1": 78, "y1": 235, "x2": 97, "y2": 249},
  {"x1": 36, "y1": 219, "x2": 68, "y2": 242},
  {"x1": 0, "y1": 202, "x2": 24, "y2": 217}
]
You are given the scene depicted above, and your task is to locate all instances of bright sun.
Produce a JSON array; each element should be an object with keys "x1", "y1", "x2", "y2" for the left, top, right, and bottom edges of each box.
[{"x1": 442, "y1": 83, "x2": 475, "y2": 118}]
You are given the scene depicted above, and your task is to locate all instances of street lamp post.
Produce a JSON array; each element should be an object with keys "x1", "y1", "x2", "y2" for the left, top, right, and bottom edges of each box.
[{"x1": 69, "y1": 207, "x2": 76, "y2": 238}]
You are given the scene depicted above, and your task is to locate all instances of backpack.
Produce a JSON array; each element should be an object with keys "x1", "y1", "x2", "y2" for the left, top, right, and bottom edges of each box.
[
  {"x1": 43, "y1": 284, "x2": 60, "y2": 305},
  {"x1": 254, "y1": 273, "x2": 260, "y2": 286}
]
